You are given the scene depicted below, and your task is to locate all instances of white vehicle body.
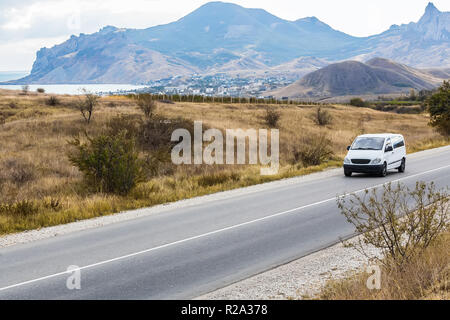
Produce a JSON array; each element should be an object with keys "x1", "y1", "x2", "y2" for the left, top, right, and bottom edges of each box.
[{"x1": 343, "y1": 133, "x2": 407, "y2": 177}]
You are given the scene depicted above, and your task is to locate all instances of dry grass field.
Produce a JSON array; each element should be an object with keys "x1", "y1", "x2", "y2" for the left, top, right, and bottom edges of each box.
[
  {"x1": 0, "y1": 89, "x2": 448, "y2": 235},
  {"x1": 319, "y1": 231, "x2": 449, "y2": 300}
]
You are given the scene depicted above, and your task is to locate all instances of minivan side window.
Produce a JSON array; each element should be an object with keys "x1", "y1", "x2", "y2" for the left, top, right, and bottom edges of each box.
[{"x1": 393, "y1": 137, "x2": 405, "y2": 149}]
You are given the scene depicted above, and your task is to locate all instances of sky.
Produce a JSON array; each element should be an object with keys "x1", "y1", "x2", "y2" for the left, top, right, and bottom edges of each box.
[{"x1": 0, "y1": 0, "x2": 449, "y2": 71}]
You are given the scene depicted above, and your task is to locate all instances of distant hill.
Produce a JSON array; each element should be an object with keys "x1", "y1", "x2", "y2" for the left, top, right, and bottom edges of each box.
[
  {"x1": 270, "y1": 58, "x2": 447, "y2": 98},
  {"x1": 352, "y1": 3, "x2": 450, "y2": 67},
  {"x1": 4, "y1": 1, "x2": 450, "y2": 84}
]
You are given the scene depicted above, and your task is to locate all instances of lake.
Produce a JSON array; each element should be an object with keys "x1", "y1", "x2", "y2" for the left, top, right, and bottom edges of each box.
[
  {"x1": 0, "y1": 72, "x2": 147, "y2": 95},
  {"x1": 0, "y1": 84, "x2": 147, "y2": 95}
]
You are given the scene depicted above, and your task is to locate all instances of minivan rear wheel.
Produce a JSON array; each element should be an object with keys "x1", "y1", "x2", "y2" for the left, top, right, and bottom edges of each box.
[
  {"x1": 398, "y1": 158, "x2": 406, "y2": 173},
  {"x1": 379, "y1": 163, "x2": 387, "y2": 177}
]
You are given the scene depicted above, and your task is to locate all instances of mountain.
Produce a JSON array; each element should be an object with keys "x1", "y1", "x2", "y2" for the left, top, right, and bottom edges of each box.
[
  {"x1": 203, "y1": 56, "x2": 330, "y2": 79},
  {"x1": 5, "y1": 1, "x2": 450, "y2": 84},
  {"x1": 270, "y1": 58, "x2": 446, "y2": 98},
  {"x1": 351, "y1": 2, "x2": 450, "y2": 67}
]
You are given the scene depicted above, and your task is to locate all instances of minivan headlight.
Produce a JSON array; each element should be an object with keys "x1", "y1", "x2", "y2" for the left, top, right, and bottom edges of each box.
[
  {"x1": 344, "y1": 157, "x2": 351, "y2": 164},
  {"x1": 371, "y1": 158, "x2": 382, "y2": 164}
]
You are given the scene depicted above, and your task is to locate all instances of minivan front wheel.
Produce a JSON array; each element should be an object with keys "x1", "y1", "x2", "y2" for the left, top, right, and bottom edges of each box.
[
  {"x1": 398, "y1": 158, "x2": 406, "y2": 173},
  {"x1": 379, "y1": 163, "x2": 387, "y2": 177},
  {"x1": 344, "y1": 170, "x2": 352, "y2": 177}
]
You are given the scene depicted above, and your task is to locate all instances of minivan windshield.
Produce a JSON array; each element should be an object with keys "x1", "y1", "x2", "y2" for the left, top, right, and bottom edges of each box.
[{"x1": 351, "y1": 137, "x2": 385, "y2": 151}]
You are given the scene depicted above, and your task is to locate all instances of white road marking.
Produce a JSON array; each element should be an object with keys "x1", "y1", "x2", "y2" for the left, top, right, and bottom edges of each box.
[{"x1": 1, "y1": 163, "x2": 450, "y2": 293}]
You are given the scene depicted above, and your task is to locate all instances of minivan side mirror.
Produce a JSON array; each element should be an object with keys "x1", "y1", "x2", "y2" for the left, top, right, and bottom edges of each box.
[
  {"x1": 385, "y1": 146, "x2": 393, "y2": 152},
  {"x1": 347, "y1": 146, "x2": 351, "y2": 151}
]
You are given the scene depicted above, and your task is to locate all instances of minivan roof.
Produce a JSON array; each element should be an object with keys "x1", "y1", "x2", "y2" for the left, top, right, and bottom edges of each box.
[{"x1": 358, "y1": 133, "x2": 404, "y2": 139}]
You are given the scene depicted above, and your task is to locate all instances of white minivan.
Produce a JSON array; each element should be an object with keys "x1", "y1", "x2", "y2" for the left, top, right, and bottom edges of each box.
[{"x1": 343, "y1": 134, "x2": 406, "y2": 177}]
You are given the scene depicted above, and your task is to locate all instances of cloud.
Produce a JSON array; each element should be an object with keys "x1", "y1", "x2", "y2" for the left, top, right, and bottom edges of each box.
[
  {"x1": 0, "y1": 36, "x2": 68, "y2": 70},
  {"x1": 0, "y1": 0, "x2": 205, "y2": 70},
  {"x1": 0, "y1": 0, "x2": 449, "y2": 70}
]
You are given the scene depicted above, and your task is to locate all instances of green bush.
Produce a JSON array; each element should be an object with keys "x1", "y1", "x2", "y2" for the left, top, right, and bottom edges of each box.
[
  {"x1": 350, "y1": 98, "x2": 368, "y2": 108},
  {"x1": 106, "y1": 114, "x2": 195, "y2": 178},
  {"x1": 68, "y1": 132, "x2": 144, "y2": 195},
  {"x1": 427, "y1": 81, "x2": 450, "y2": 136}
]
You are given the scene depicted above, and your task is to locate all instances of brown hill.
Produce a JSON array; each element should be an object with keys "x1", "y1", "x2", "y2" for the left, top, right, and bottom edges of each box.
[{"x1": 271, "y1": 58, "x2": 446, "y2": 98}]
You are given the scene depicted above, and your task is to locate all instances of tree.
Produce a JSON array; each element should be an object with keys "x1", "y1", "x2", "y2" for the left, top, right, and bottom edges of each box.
[
  {"x1": 78, "y1": 90, "x2": 99, "y2": 124},
  {"x1": 427, "y1": 81, "x2": 450, "y2": 136},
  {"x1": 136, "y1": 94, "x2": 157, "y2": 118}
]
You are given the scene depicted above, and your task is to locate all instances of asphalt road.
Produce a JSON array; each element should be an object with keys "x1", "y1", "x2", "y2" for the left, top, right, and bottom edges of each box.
[{"x1": 0, "y1": 146, "x2": 449, "y2": 299}]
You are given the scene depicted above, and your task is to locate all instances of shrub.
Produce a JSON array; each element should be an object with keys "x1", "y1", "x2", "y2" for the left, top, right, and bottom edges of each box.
[
  {"x1": 138, "y1": 116, "x2": 195, "y2": 152},
  {"x1": 46, "y1": 96, "x2": 60, "y2": 106},
  {"x1": 106, "y1": 114, "x2": 195, "y2": 177},
  {"x1": 36, "y1": 88, "x2": 45, "y2": 93},
  {"x1": 107, "y1": 114, "x2": 142, "y2": 141},
  {"x1": 77, "y1": 91, "x2": 99, "y2": 124},
  {"x1": 264, "y1": 108, "x2": 281, "y2": 128},
  {"x1": 21, "y1": 85, "x2": 29, "y2": 95},
  {"x1": 350, "y1": 98, "x2": 368, "y2": 108},
  {"x1": 337, "y1": 181, "x2": 449, "y2": 267},
  {"x1": 314, "y1": 107, "x2": 332, "y2": 126},
  {"x1": 427, "y1": 81, "x2": 450, "y2": 136},
  {"x1": 136, "y1": 94, "x2": 157, "y2": 118},
  {"x1": 292, "y1": 133, "x2": 334, "y2": 166},
  {"x1": 68, "y1": 132, "x2": 144, "y2": 195}
]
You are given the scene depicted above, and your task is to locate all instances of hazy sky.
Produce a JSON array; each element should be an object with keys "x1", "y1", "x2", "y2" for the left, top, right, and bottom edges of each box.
[{"x1": 1, "y1": 0, "x2": 449, "y2": 71}]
